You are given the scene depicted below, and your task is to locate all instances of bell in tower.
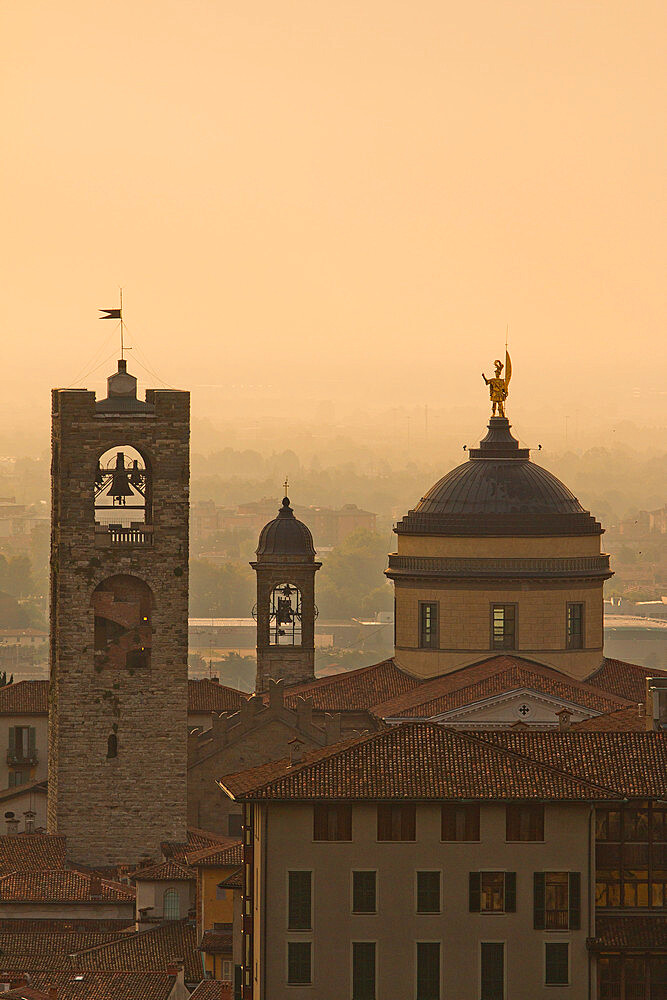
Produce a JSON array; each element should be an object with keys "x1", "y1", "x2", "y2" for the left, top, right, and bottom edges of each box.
[
  {"x1": 251, "y1": 494, "x2": 321, "y2": 692},
  {"x1": 109, "y1": 452, "x2": 133, "y2": 506}
]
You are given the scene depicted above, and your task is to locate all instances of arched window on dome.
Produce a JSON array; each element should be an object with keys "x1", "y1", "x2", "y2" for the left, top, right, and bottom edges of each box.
[
  {"x1": 269, "y1": 583, "x2": 302, "y2": 646},
  {"x1": 163, "y1": 887, "x2": 180, "y2": 920}
]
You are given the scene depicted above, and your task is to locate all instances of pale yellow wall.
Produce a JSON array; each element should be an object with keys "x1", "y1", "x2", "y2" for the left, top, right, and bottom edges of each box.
[
  {"x1": 258, "y1": 801, "x2": 592, "y2": 999},
  {"x1": 397, "y1": 534, "x2": 603, "y2": 558},
  {"x1": 394, "y1": 579, "x2": 604, "y2": 679},
  {"x1": 199, "y1": 864, "x2": 236, "y2": 977}
]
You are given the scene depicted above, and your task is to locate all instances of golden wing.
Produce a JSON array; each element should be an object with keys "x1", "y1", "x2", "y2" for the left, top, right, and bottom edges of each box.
[{"x1": 505, "y1": 349, "x2": 512, "y2": 388}]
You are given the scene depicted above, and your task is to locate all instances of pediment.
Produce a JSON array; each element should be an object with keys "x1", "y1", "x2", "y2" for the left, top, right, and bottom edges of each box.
[{"x1": 425, "y1": 688, "x2": 596, "y2": 727}]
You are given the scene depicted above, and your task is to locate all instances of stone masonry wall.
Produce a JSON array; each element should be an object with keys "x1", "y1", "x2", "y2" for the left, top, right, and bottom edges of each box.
[{"x1": 49, "y1": 386, "x2": 189, "y2": 867}]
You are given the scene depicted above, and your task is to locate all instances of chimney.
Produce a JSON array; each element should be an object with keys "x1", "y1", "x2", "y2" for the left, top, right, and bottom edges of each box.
[
  {"x1": 288, "y1": 737, "x2": 304, "y2": 765},
  {"x1": 89, "y1": 875, "x2": 102, "y2": 898},
  {"x1": 23, "y1": 810, "x2": 36, "y2": 835},
  {"x1": 638, "y1": 702, "x2": 645, "y2": 718},
  {"x1": 268, "y1": 677, "x2": 284, "y2": 709},
  {"x1": 48, "y1": 987, "x2": 58, "y2": 1000},
  {"x1": 4, "y1": 812, "x2": 19, "y2": 836},
  {"x1": 296, "y1": 696, "x2": 313, "y2": 730},
  {"x1": 324, "y1": 713, "x2": 341, "y2": 744},
  {"x1": 556, "y1": 708, "x2": 572, "y2": 731}
]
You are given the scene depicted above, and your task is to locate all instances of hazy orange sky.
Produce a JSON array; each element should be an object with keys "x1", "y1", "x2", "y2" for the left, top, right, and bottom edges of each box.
[{"x1": 1, "y1": 0, "x2": 665, "y2": 438}]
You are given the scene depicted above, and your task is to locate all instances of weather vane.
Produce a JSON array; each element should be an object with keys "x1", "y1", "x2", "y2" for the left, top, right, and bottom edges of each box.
[{"x1": 482, "y1": 339, "x2": 512, "y2": 418}]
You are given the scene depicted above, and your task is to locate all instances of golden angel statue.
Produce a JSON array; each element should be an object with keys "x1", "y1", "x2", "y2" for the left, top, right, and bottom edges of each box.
[{"x1": 482, "y1": 350, "x2": 512, "y2": 417}]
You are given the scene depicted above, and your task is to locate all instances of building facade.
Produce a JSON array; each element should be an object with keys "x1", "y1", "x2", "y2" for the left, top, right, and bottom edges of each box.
[{"x1": 48, "y1": 360, "x2": 189, "y2": 866}]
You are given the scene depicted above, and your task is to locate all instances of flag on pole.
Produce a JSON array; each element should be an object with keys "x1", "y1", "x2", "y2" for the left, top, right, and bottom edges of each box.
[{"x1": 99, "y1": 308, "x2": 121, "y2": 319}]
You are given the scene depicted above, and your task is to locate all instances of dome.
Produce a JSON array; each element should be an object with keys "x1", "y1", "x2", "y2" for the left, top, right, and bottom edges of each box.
[
  {"x1": 256, "y1": 497, "x2": 316, "y2": 557},
  {"x1": 396, "y1": 417, "x2": 602, "y2": 537}
]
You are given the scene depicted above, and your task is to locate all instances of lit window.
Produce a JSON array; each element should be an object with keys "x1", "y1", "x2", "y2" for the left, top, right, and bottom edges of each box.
[
  {"x1": 566, "y1": 603, "x2": 584, "y2": 649},
  {"x1": 491, "y1": 604, "x2": 516, "y2": 650},
  {"x1": 419, "y1": 603, "x2": 439, "y2": 649}
]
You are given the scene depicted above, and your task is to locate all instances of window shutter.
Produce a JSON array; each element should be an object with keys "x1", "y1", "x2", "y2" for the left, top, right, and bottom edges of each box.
[
  {"x1": 441, "y1": 806, "x2": 455, "y2": 840},
  {"x1": 466, "y1": 805, "x2": 480, "y2": 841},
  {"x1": 29, "y1": 727, "x2": 36, "y2": 752},
  {"x1": 401, "y1": 805, "x2": 416, "y2": 841},
  {"x1": 469, "y1": 872, "x2": 481, "y2": 912},
  {"x1": 313, "y1": 805, "x2": 327, "y2": 841},
  {"x1": 377, "y1": 805, "x2": 391, "y2": 841},
  {"x1": 504, "y1": 872, "x2": 516, "y2": 912},
  {"x1": 568, "y1": 872, "x2": 581, "y2": 930},
  {"x1": 8, "y1": 728, "x2": 15, "y2": 753},
  {"x1": 337, "y1": 805, "x2": 352, "y2": 841},
  {"x1": 533, "y1": 872, "x2": 546, "y2": 929},
  {"x1": 506, "y1": 806, "x2": 520, "y2": 841}
]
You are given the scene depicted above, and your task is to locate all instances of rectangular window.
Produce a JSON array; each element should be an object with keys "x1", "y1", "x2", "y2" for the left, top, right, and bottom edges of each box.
[
  {"x1": 287, "y1": 942, "x2": 312, "y2": 985},
  {"x1": 545, "y1": 943, "x2": 569, "y2": 986},
  {"x1": 506, "y1": 804, "x2": 544, "y2": 842},
  {"x1": 534, "y1": 872, "x2": 580, "y2": 930},
  {"x1": 416, "y1": 871, "x2": 441, "y2": 913},
  {"x1": 416, "y1": 942, "x2": 440, "y2": 1000},
  {"x1": 288, "y1": 871, "x2": 311, "y2": 930},
  {"x1": 377, "y1": 803, "x2": 416, "y2": 842},
  {"x1": 441, "y1": 804, "x2": 480, "y2": 841},
  {"x1": 566, "y1": 603, "x2": 584, "y2": 649},
  {"x1": 352, "y1": 942, "x2": 376, "y2": 1000},
  {"x1": 480, "y1": 942, "x2": 504, "y2": 1000},
  {"x1": 9, "y1": 771, "x2": 25, "y2": 788},
  {"x1": 595, "y1": 802, "x2": 667, "y2": 910},
  {"x1": 352, "y1": 871, "x2": 376, "y2": 914},
  {"x1": 470, "y1": 872, "x2": 516, "y2": 913},
  {"x1": 491, "y1": 604, "x2": 516, "y2": 650},
  {"x1": 419, "y1": 603, "x2": 439, "y2": 649},
  {"x1": 8, "y1": 726, "x2": 34, "y2": 761},
  {"x1": 313, "y1": 803, "x2": 352, "y2": 841}
]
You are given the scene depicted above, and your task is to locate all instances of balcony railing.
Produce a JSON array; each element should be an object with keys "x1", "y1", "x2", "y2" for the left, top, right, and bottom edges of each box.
[
  {"x1": 7, "y1": 750, "x2": 38, "y2": 767},
  {"x1": 545, "y1": 910, "x2": 569, "y2": 929},
  {"x1": 95, "y1": 524, "x2": 154, "y2": 548}
]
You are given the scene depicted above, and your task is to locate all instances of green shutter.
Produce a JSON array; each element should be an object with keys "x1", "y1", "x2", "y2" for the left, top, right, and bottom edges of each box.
[
  {"x1": 533, "y1": 872, "x2": 546, "y2": 929},
  {"x1": 569, "y1": 873, "x2": 581, "y2": 930},
  {"x1": 469, "y1": 872, "x2": 481, "y2": 912},
  {"x1": 29, "y1": 727, "x2": 36, "y2": 752},
  {"x1": 504, "y1": 871, "x2": 516, "y2": 912},
  {"x1": 8, "y1": 727, "x2": 15, "y2": 753}
]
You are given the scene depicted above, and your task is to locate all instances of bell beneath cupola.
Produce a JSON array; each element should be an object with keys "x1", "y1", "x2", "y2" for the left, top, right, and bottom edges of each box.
[{"x1": 109, "y1": 452, "x2": 134, "y2": 505}]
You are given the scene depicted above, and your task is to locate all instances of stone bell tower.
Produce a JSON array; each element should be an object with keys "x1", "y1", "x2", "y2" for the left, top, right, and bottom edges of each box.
[
  {"x1": 251, "y1": 495, "x2": 321, "y2": 692},
  {"x1": 48, "y1": 359, "x2": 189, "y2": 866}
]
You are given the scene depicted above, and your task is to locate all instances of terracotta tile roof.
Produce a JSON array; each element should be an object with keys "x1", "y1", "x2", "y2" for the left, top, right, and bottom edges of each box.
[
  {"x1": 373, "y1": 655, "x2": 628, "y2": 719},
  {"x1": 189, "y1": 983, "x2": 233, "y2": 1000},
  {"x1": 188, "y1": 679, "x2": 249, "y2": 714},
  {"x1": 0, "y1": 930, "x2": 132, "y2": 972},
  {"x1": 130, "y1": 861, "x2": 193, "y2": 882},
  {"x1": 0, "y1": 920, "x2": 133, "y2": 933},
  {"x1": 220, "y1": 723, "x2": 622, "y2": 802},
  {"x1": 12, "y1": 972, "x2": 181, "y2": 1000},
  {"x1": 587, "y1": 657, "x2": 667, "y2": 704},
  {"x1": 0, "y1": 681, "x2": 49, "y2": 716},
  {"x1": 161, "y1": 829, "x2": 231, "y2": 864},
  {"x1": 276, "y1": 658, "x2": 422, "y2": 711},
  {"x1": 572, "y1": 707, "x2": 648, "y2": 731},
  {"x1": 218, "y1": 867, "x2": 243, "y2": 890},
  {"x1": 0, "y1": 988, "x2": 50, "y2": 1000},
  {"x1": 589, "y1": 915, "x2": 667, "y2": 950},
  {"x1": 199, "y1": 929, "x2": 232, "y2": 954},
  {"x1": 69, "y1": 919, "x2": 200, "y2": 982},
  {"x1": 0, "y1": 837, "x2": 66, "y2": 875},
  {"x1": 0, "y1": 871, "x2": 135, "y2": 904},
  {"x1": 480, "y1": 731, "x2": 667, "y2": 798},
  {"x1": 185, "y1": 842, "x2": 242, "y2": 868}
]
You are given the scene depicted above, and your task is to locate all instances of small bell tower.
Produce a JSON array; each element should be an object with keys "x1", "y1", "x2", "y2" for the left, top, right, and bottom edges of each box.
[{"x1": 251, "y1": 493, "x2": 321, "y2": 692}]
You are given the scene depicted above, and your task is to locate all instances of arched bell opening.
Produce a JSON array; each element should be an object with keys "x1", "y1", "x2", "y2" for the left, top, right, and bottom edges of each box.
[
  {"x1": 269, "y1": 583, "x2": 303, "y2": 646},
  {"x1": 91, "y1": 575, "x2": 153, "y2": 671},
  {"x1": 94, "y1": 445, "x2": 152, "y2": 529}
]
